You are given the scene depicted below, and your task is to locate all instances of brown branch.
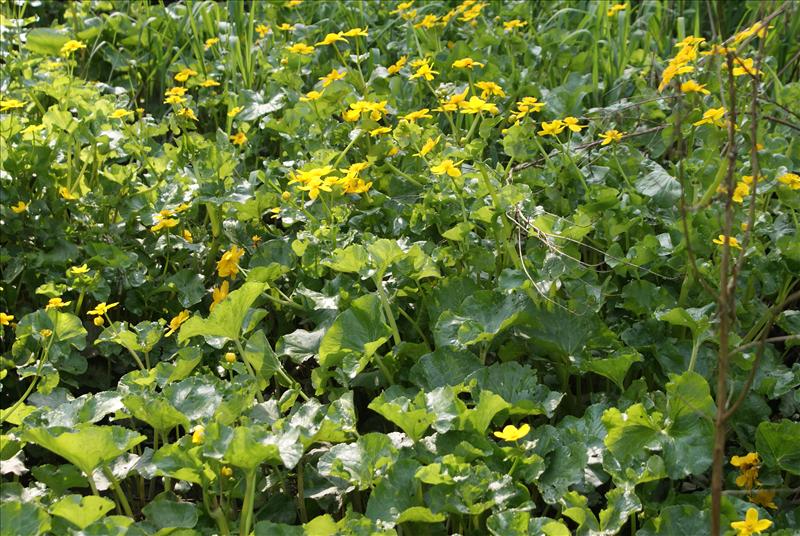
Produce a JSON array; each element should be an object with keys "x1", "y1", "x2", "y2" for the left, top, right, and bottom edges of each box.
[
  {"x1": 723, "y1": 289, "x2": 800, "y2": 421},
  {"x1": 711, "y1": 43, "x2": 740, "y2": 536},
  {"x1": 731, "y1": 334, "x2": 800, "y2": 356},
  {"x1": 763, "y1": 115, "x2": 800, "y2": 133}
]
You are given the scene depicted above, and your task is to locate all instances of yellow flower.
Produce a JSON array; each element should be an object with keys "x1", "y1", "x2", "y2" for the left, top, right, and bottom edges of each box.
[
  {"x1": 607, "y1": 3, "x2": 628, "y2": 17},
  {"x1": 600, "y1": 129, "x2": 624, "y2": 145},
  {"x1": 87, "y1": 302, "x2": 119, "y2": 316},
  {"x1": 387, "y1": 146, "x2": 399, "y2": 156},
  {"x1": 452, "y1": 57, "x2": 484, "y2": 69},
  {"x1": 475, "y1": 81, "x2": 505, "y2": 99},
  {"x1": 680, "y1": 80, "x2": 710, "y2": 95},
  {"x1": 183, "y1": 229, "x2": 193, "y2": 242},
  {"x1": 387, "y1": 56, "x2": 407, "y2": 75},
  {"x1": 164, "y1": 95, "x2": 187, "y2": 105},
  {"x1": 109, "y1": 109, "x2": 133, "y2": 120},
  {"x1": 224, "y1": 352, "x2": 237, "y2": 363},
  {"x1": 693, "y1": 107, "x2": 726, "y2": 127},
  {"x1": 733, "y1": 21, "x2": 772, "y2": 44},
  {"x1": 60, "y1": 39, "x2": 86, "y2": 57},
  {"x1": 297, "y1": 177, "x2": 334, "y2": 200},
  {"x1": 410, "y1": 61, "x2": 438, "y2": 81},
  {"x1": 210, "y1": 280, "x2": 229, "y2": 311},
  {"x1": 370, "y1": 126, "x2": 392, "y2": 137},
  {"x1": 538, "y1": 120, "x2": 565, "y2": 136},
  {"x1": 416, "y1": 136, "x2": 440, "y2": 157},
  {"x1": 11, "y1": 201, "x2": 28, "y2": 213},
  {"x1": 150, "y1": 215, "x2": 179, "y2": 232},
  {"x1": 0, "y1": 98, "x2": 26, "y2": 112},
  {"x1": 712, "y1": 235, "x2": 742, "y2": 250},
  {"x1": 430, "y1": 159, "x2": 461, "y2": 177},
  {"x1": 563, "y1": 116, "x2": 587, "y2": 132},
  {"x1": 227, "y1": 106, "x2": 243, "y2": 118},
  {"x1": 93, "y1": 316, "x2": 104, "y2": 327},
  {"x1": 221, "y1": 466, "x2": 233, "y2": 478},
  {"x1": 281, "y1": 191, "x2": 291, "y2": 201},
  {"x1": 175, "y1": 203, "x2": 191, "y2": 213},
  {"x1": 731, "y1": 452, "x2": 760, "y2": 469},
  {"x1": 166, "y1": 310, "x2": 190, "y2": 336},
  {"x1": 255, "y1": 24, "x2": 270, "y2": 38},
  {"x1": 658, "y1": 63, "x2": 694, "y2": 92},
  {"x1": 436, "y1": 87, "x2": 469, "y2": 112},
  {"x1": 402, "y1": 108, "x2": 433, "y2": 122},
  {"x1": 316, "y1": 33, "x2": 347, "y2": 46},
  {"x1": 252, "y1": 235, "x2": 262, "y2": 246},
  {"x1": 21, "y1": 124, "x2": 45, "y2": 135},
  {"x1": 230, "y1": 132, "x2": 247, "y2": 146},
  {"x1": 732, "y1": 181, "x2": 750, "y2": 203},
  {"x1": 731, "y1": 57, "x2": 761, "y2": 77},
  {"x1": 777, "y1": 172, "x2": 800, "y2": 190},
  {"x1": 0, "y1": 312, "x2": 14, "y2": 326},
  {"x1": 200, "y1": 79, "x2": 220, "y2": 88},
  {"x1": 300, "y1": 90, "x2": 324, "y2": 102},
  {"x1": 289, "y1": 166, "x2": 335, "y2": 184},
  {"x1": 320, "y1": 68, "x2": 346, "y2": 87},
  {"x1": 414, "y1": 14, "x2": 439, "y2": 29},
  {"x1": 503, "y1": 19, "x2": 527, "y2": 31},
  {"x1": 749, "y1": 490, "x2": 777, "y2": 510},
  {"x1": 390, "y1": 1, "x2": 414, "y2": 14},
  {"x1": 174, "y1": 67, "x2": 198, "y2": 82},
  {"x1": 342, "y1": 27, "x2": 368, "y2": 37},
  {"x1": 165, "y1": 84, "x2": 187, "y2": 96},
  {"x1": 509, "y1": 96, "x2": 545, "y2": 122},
  {"x1": 286, "y1": 0, "x2": 302, "y2": 6},
  {"x1": 39, "y1": 329, "x2": 53, "y2": 339},
  {"x1": 493, "y1": 423, "x2": 531, "y2": 441},
  {"x1": 69, "y1": 264, "x2": 90, "y2": 275},
  {"x1": 459, "y1": 96, "x2": 498, "y2": 115},
  {"x1": 217, "y1": 245, "x2": 245, "y2": 278},
  {"x1": 59, "y1": 187, "x2": 78, "y2": 200},
  {"x1": 277, "y1": 23, "x2": 294, "y2": 32},
  {"x1": 287, "y1": 42, "x2": 315, "y2": 55},
  {"x1": 731, "y1": 508, "x2": 772, "y2": 536},
  {"x1": 204, "y1": 37, "x2": 219, "y2": 50},
  {"x1": 191, "y1": 425, "x2": 205, "y2": 445},
  {"x1": 342, "y1": 109, "x2": 361, "y2": 122},
  {"x1": 177, "y1": 107, "x2": 198, "y2": 121},
  {"x1": 46, "y1": 297, "x2": 71, "y2": 310}
]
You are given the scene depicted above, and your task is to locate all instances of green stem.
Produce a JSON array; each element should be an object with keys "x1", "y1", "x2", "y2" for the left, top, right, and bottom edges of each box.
[
  {"x1": 240, "y1": 468, "x2": 258, "y2": 536},
  {"x1": 1, "y1": 339, "x2": 51, "y2": 422},
  {"x1": 234, "y1": 338, "x2": 265, "y2": 403},
  {"x1": 333, "y1": 130, "x2": 362, "y2": 168},
  {"x1": 102, "y1": 465, "x2": 134, "y2": 518}
]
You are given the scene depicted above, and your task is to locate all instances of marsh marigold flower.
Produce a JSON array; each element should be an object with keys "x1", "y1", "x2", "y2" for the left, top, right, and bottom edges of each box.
[
  {"x1": 46, "y1": 297, "x2": 71, "y2": 310},
  {"x1": 166, "y1": 310, "x2": 190, "y2": 336},
  {"x1": 680, "y1": 80, "x2": 710, "y2": 95},
  {"x1": 87, "y1": 302, "x2": 119, "y2": 316},
  {"x1": 191, "y1": 425, "x2": 205, "y2": 444},
  {"x1": 563, "y1": 116, "x2": 587, "y2": 132},
  {"x1": 204, "y1": 37, "x2": 219, "y2": 50},
  {"x1": 607, "y1": 3, "x2": 628, "y2": 16},
  {"x1": 217, "y1": 245, "x2": 245, "y2": 278},
  {"x1": 0, "y1": 312, "x2": 14, "y2": 326},
  {"x1": 230, "y1": 132, "x2": 247, "y2": 146},
  {"x1": 300, "y1": 90, "x2": 323, "y2": 102},
  {"x1": 343, "y1": 27, "x2": 368, "y2": 37},
  {"x1": 109, "y1": 109, "x2": 133, "y2": 120},
  {"x1": 493, "y1": 423, "x2": 530, "y2": 441},
  {"x1": 174, "y1": 67, "x2": 198, "y2": 82},
  {"x1": 210, "y1": 280, "x2": 229, "y2": 311},
  {"x1": 316, "y1": 33, "x2": 347, "y2": 46},
  {"x1": 475, "y1": 81, "x2": 505, "y2": 99},
  {"x1": 0, "y1": 98, "x2": 26, "y2": 112},
  {"x1": 778, "y1": 172, "x2": 800, "y2": 190},
  {"x1": 415, "y1": 136, "x2": 440, "y2": 157},
  {"x1": 749, "y1": 490, "x2": 777, "y2": 510},
  {"x1": 431, "y1": 159, "x2": 461, "y2": 177},
  {"x1": 200, "y1": 79, "x2": 220, "y2": 88},
  {"x1": 538, "y1": 120, "x2": 565, "y2": 136},
  {"x1": 11, "y1": 201, "x2": 28, "y2": 213},
  {"x1": 713, "y1": 235, "x2": 742, "y2": 250},
  {"x1": 287, "y1": 42, "x2": 315, "y2": 55},
  {"x1": 387, "y1": 56, "x2": 407, "y2": 75},
  {"x1": 177, "y1": 107, "x2": 198, "y2": 121},
  {"x1": 402, "y1": 108, "x2": 433, "y2": 122},
  {"x1": 732, "y1": 181, "x2": 750, "y2": 203},
  {"x1": 224, "y1": 352, "x2": 237, "y2": 363},
  {"x1": 60, "y1": 39, "x2": 86, "y2": 57},
  {"x1": 693, "y1": 107, "x2": 726, "y2": 127},
  {"x1": 320, "y1": 68, "x2": 346, "y2": 87},
  {"x1": 59, "y1": 187, "x2": 78, "y2": 200},
  {"x1": 410, "y1": 60, "x2": 438, "y2": 81},
  {"x1": 503, "y1": 19, "x2": 527, "y2": 31},
  {"x1": 600, "y1": 129, "x2": 624, "y2": 145},
  {"x1": 452, "y1": 57, "x2": 484, "y2": 69},
  {"x1": 731, "y1": 508, "x2": 771, "y2": 536},
  {"x1": 255, "y1": 24, "x2": 270, "y2": 38}
]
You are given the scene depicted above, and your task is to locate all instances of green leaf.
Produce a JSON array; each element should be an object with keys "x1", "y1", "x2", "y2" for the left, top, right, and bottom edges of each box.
[
  {"x1": 637, "y1": 504, "x2": 710, "y2": 535},
  {"x1": 50, "y1": 495, "x2": 115, "y2": 530},
  {"x1": 316, "y1": 294, "x2": 391, "y2": 390},
  {"x1": 218, "y1": 424, "x2": 303, "y2": 470},
  {"x1": 467, "y1": 362, "x2": 564, "y2": 418},
  {"x1": 409, "y1": 348, "x2": 483, "y2": 390},
  {"x1": 368, "y1": 386, "x2": 434, "y2": 441},
  {"x1": 0, "y1": 501, "x2": 51, "y2": 536},
  {"x1": 433, "y1": 291, "x2": 528, "y2": 349},
  {"x1": 254, "y1": 521, "x2": 304, "y2": 536},
  {"x1": 25, "y1": 28, "x2": 70, "y2": 55},
  {"x1": 22, "y1": 424, "x2": 146, "y2": 476},
  {"x1": 243, "y1": 329, "x2": 282, "y2": 386},
  {"x1": 178, "y1": 282, "x2": 266, "y2": 343},
  {"x1": 756, "y1": 420, "x2": 800, "y2": 475},
  {"x1": 142, "y1": 497, "x2": 198, "y2": 530},
  {"x1": 318, "y1": 433, "x2": 398, "y2": 490},
  {"x1": 365, "y1": 457, "x2": 423, "y2": 528},
  {"x1": 487, "y1": 509, "x2": 530, "y2": 536},
  {"x1": 579, "y1": 350, "x2": 643, "y2": 390},
  {"x1": 635, "y1": 162, "x2": 680, "y2": 207},
  {"x1": 122, "y1": 392, "x2": 188, "y2": 432},
  {"x1": 323, "y1": 244, "x2": 369, "y2": 274}
]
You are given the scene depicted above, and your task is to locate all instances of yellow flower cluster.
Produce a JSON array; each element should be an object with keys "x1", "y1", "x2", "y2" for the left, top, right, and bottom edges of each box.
[
  {"x1": 658, "y1": 36, "x2": 704, "y2": 92},
  {"x1": 342, "y1": 99, "x2": 389, "y2": 122}
]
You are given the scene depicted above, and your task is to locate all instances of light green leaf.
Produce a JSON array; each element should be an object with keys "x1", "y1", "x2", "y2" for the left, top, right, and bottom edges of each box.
[
  {"x1": 178, "y1": 282, "x2": 266, "y2": 343},
  {"x1": 50, "y1": 495, "x2": 115, "y2": 530},
  {"x1": 756, "y1": 420, "x2": 800, "y2": 475}
]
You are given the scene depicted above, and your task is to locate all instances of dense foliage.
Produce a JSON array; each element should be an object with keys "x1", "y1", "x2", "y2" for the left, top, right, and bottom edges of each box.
[{"x1": 1, "y1": 0, "x2": 799, "y2": 534}]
